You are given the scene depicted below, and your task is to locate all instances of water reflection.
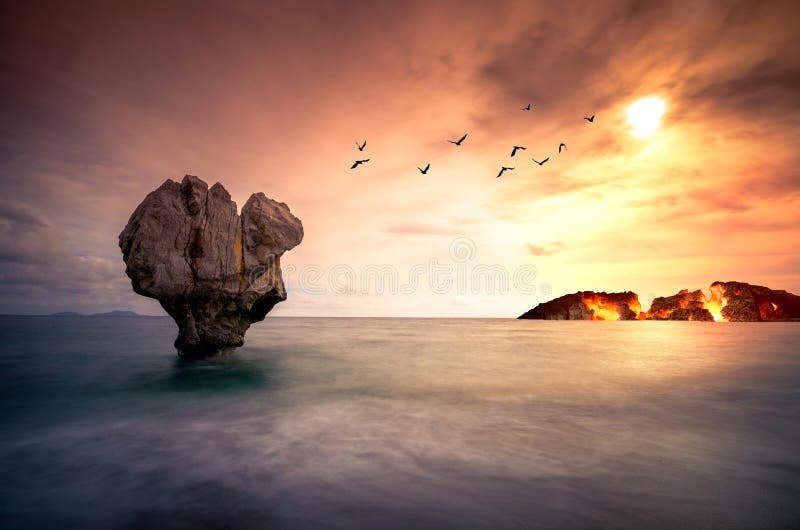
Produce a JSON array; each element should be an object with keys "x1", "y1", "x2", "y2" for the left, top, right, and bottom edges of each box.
[{"x1": 142, "y1": 355, "x2": 275, "y2": 394}]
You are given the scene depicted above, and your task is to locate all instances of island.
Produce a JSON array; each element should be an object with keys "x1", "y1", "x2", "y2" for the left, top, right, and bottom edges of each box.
[{"x1": 519, "y1": 281, "x2": 800, "y2": 321}]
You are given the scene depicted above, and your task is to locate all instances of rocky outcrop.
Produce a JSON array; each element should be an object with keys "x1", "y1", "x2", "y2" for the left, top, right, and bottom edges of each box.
[
  {"x1": 519, "y1": 282, "x2": 800, "y2": 322},
  {"x1": 516, "y1": 292, "x2": 585, "y2": 320},
  {"x1": 518, "y1": 291, "x2": 642, "y2": 320},
  {"x1": 646, "y1": 289, "x2": 714, "y2": 321},
  {"x1": 119, "y1": 175, "x2": 303, "y2": 356},
  {"x1": 713, "y1": 281, "x2": 800, "y2": 321}
]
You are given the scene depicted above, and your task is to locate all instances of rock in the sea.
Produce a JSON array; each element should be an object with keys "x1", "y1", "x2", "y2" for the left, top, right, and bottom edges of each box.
[
  {"x1": 518, "y1": 291, "x2": 642, "y2": 320},
  {"x1": 646, "y1": 289, "x2": 714, "y2": 321},
  {"x1": 119, "y1": 175, "x2": 303, "y2": 356},
  {"x1": 521, "y1": 282, "x2": 800, "y2": 322},
  {"x1": 713, "y1": 281, "x2": 800, "y2": 321}
]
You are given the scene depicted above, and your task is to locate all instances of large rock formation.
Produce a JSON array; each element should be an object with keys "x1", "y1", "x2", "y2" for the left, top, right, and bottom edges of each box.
[
  {"x1": 645, "y1": 282, "x2": 800, "y2": 321},
  {"x1": 518, "y1": 291, "x2": 642, "y2": 320},
  {"x1": 519, "y1": 282, "x2": 800, "y2": 322},
  {"x1": 713, "y1": 281, "x2": 800, "y2": 321},
  {"x1": 646, "y1": 289, "x2": 714, "y2": 321},
  {"x1": 119, "y1": 175, "x2": 303, "y2": 356}
]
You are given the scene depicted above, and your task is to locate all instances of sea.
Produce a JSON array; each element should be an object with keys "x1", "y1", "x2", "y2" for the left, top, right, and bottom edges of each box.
[{"x1": 1, "y1": 316, "x2": 799, "y2": 529}]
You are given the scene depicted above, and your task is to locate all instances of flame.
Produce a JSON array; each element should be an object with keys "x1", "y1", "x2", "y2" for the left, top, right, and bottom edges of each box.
[
  {"x1": 702, "y1": 284, "x2": 728, "y2": 322},
  {"x1": 580, "y1": 293, "x2": 641, "y2": 320},
  {"x1": 582, "y1": 296, "x2": 620, "y2": 320},
  {"x1": 771, "y1": 302, "x2": 778, "y2": 311}
]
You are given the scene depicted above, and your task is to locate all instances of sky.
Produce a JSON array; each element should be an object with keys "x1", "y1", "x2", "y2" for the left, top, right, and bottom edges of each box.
[{"x1": 0, "y1": 0, "x2": 798, "y2": 317}]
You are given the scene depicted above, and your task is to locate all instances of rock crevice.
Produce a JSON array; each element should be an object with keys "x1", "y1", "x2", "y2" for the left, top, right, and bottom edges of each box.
[{"x1": 119, "y1": 175, "x2": 303, "y2": 356}]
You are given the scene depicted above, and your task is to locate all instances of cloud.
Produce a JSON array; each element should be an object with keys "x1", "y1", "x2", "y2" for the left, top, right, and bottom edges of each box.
[
  {"x1": 688, "y1": 59, "x2": 800, "y2": 118},
  {"x1": 0, "y1": 202, "x2": 51, "y2": 227},
  {"x1": 0, "y1": 211, "x2": 62, "y2": 265},
  {"x1": 0, "y1": 207, "x2": 160, "y2": 314},
  {"x1": 526, "y1": 241, "x2": 564, "y2": 257},
  {"x1": 385, "y1": 222, "x2": 468, "y2": 236}
]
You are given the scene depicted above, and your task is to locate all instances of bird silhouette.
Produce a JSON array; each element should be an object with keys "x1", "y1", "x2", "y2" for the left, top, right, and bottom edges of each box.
[
  {"x1": 532, "y1": 157, "x2": 550, "y2": 166},
  {"x1": 448, "y1": 133, "x2": 468, "y2": 146},
  {"x1": 584, "y1": 115, "x2": 595, "y2": 123},
  {"x1": 511, "y1": 146, "x2": 526, "y2": 157},
  {"x1": 522, "y1": 104, "x2": 531, "y2": 111},
  {"x1": 418, "y1": 163, "x2": 430, "y2": 174},
  {"x1": 356, "y1": 140, "x2": 366, "y2": 151},
  {"x1": 558, "y1": 143, "x2": 566, "y2": 153},
  {"x1": 350, "y1": 159, "x2": 369, "y2": 169},
  {"x1": 496, "y1": 166, "x2": 514, "y2": 178}
]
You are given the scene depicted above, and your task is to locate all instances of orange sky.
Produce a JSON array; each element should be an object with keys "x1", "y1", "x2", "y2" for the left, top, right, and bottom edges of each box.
[{"x1": 0, "y1": 0, "x2": 798, "y2": 316}]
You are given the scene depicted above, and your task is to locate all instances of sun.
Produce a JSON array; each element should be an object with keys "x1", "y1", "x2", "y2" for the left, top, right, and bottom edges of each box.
[{"x1": 626, "y1": 97, "x2": 666, "y2": 138}]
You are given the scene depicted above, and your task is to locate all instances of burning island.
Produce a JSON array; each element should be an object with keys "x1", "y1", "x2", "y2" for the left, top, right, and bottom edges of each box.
[{"x1": 519, "y1": 281, "x2": 800, "y2": 322}]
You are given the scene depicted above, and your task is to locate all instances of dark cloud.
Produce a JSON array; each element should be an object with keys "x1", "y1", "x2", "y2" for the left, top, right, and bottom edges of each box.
[
  {"x1": 0, "y1": 204, "x2": 157, "y2": 314},
  {"x1": 472, "y1": 1, "x2": 680, "y2": 129},
  {"x1": 0, "y1": 203, "x2": 51, "y2": 227},
  {"x1": 0, "y1": 247, "x2": 161, "y2": 314},
  {"x1": 686, "y1": 58, "x2": 800, "y2": 123}
]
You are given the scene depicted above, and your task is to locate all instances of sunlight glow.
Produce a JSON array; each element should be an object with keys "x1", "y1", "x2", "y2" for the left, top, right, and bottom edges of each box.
[{"x1": 627, "y1": 97, "x2": 666, "y2": 138}]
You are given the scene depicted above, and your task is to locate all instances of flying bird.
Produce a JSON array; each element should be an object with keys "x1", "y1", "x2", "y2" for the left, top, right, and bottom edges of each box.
[
  {"x1": 532, "y1": 157, "x2": 550, "y2": 166},
  {"x1": 522, "y1": 103, "x2": 531, "y2": 111},
  {"x1": 584, "y1": 115, "x2": 595, "y2": 123},
  {"x1": 418, "y1": 163, "x2": 430, "y2": 174},
  {"x1": 356, "y1": 140, "x2": 366, "y2": 151},
  {"x1": 448, "y1": 133, "x2": 468, "y2": 146},
  {"x1": 350, "y1": 159, "x2": 369, "y2": 169},
  {"x1": 511, "y1": 146, "x2": 526, "y2": 157},
  {"x1": 496, "y1": 166, "x2": 514, "y2": 178},
  {"x1": 558, "y1": 143, "x2": 566, "y2": 153}
]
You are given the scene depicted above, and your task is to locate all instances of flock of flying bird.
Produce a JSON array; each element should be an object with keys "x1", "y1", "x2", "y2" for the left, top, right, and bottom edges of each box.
[{"x1": 350, "y1": 104, "x2": 596, "y2": 178}]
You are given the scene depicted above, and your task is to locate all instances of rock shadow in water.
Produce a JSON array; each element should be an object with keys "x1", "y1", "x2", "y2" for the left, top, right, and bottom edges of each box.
[{"x1": 135, "y1": 354, "x2": 278, "y2": 394}]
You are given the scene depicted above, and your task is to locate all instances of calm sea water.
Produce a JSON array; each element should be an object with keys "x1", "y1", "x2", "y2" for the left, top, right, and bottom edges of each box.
[{"x1": 1, "y1": 316, "x2": 799, "y2": 529}]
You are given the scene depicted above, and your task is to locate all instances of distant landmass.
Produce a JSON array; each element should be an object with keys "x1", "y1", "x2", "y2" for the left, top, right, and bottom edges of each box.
[
  {"x1": 519, "y1": 281, "x2": 800, "y2": 322},
  {"x1": 50, "y1": 311, "x2": 141, "y2": 317}
]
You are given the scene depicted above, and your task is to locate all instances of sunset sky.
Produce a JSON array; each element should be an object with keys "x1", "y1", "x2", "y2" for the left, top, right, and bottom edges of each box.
[{"x1": 1, "y1": 0, "x2": 798, "y2": 317}]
